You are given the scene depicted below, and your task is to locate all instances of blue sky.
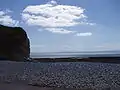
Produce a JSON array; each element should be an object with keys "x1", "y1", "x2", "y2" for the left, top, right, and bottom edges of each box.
[{"x1": 0, "y1": 0, "x2": 120, "y2": 52}]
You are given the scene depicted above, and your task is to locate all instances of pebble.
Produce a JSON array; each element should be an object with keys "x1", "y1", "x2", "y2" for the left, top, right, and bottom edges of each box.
[{"x1": 0, "y1": 61, "x2": 120, "y2": 89}]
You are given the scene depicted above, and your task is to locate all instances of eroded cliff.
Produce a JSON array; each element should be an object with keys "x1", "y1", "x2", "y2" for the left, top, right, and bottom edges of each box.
[{"x1": 0, "y1": 25, "x2": 30, "y2": 61}]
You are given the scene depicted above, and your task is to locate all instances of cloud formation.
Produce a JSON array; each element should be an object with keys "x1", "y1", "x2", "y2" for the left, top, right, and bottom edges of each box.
[
  {"x1": 22, "y1": 0, "x2": 94, "y2": 34},
  {"x1": 45, "y1": 28, "x2": 76, "y2": 34},
  {"x1": 0, "y1": 9, "x2": 19, "y2": 26},
  {"x1": 75, "y1": 32, "x2": 92, "y2": 36}
]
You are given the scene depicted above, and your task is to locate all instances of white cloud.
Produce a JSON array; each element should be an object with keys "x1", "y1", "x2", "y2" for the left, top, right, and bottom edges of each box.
[
  {"x1": 0, "y1": 11, "x2": 5, "y2": 16},
  {"x1": 45, "y1": 28, "x2": 76, "y2": 34},
  {"x1": 47, "y1": 0, "x2": 57, "y2": 5},
  {"x1": 80, "y1": 22, "x2": 96, "y2": 26},
  {"x1": 22, "y1": 5, "x2": 86, "y2": 27},
  {"x1": 75, "y1": 32, "x2": 92, "y2": 36},
  {"x1": 0, "y1": 9, "x2": 19, "y2": 26},
  {"x1": 22, "y1": 0, "x2": 95, "y2": 34}
]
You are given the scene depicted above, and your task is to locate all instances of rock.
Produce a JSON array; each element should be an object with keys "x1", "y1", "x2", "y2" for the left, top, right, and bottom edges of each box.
[{"x1": 0, "y1": 24, "x2": 30, "y2": 61}]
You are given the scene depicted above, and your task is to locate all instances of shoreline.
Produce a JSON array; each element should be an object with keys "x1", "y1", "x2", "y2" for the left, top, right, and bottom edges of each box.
[
  {"x1": 32, "y1": 56, "x2": 120, "y2": 63},
  {"x1": 0, "y1": 56, "x2": 120, "y2": 64}
]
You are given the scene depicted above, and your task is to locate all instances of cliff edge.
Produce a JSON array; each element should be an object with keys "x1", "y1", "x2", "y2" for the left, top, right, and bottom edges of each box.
[{"x1": 0, "y1": 25, "x2": 30, "y2": 61}]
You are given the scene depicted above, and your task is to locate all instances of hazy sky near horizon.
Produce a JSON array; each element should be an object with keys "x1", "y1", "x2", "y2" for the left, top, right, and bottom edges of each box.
[{"x1": 0, "y1": 0, "x2": 120, "y2": 52}]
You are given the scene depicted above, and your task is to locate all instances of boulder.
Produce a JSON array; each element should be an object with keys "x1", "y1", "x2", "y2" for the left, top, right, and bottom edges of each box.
[{"x1": 0, "y1": 24, "x2": 30, "y2": 61}]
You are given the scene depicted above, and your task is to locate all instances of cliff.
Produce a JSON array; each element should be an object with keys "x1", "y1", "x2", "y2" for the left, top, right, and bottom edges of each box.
[{"x1": 0, "y1": 24, "x2": 30, "y2": 61}]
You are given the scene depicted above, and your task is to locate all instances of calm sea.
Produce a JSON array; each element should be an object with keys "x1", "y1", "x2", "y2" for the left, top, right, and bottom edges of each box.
[{"x1": 30, "y1": 51, "x2": 120, "y2": 58}]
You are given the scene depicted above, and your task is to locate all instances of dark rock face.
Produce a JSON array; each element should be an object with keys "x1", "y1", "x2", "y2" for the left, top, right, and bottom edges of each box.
[{"x1": 0, "y1": 24, "x2": 30, "y2": 61}]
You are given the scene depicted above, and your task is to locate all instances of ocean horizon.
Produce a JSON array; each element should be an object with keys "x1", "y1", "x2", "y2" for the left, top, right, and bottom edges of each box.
[{"x1": 30, "y1": 50, "x2": 120, "y2": 58}]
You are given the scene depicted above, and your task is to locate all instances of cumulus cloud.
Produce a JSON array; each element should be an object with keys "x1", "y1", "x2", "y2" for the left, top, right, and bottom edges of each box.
[
  {"x1": 22, "y1": 0, "x2": 95, "y2": 34},
  {"x1": 75, "y1": 32, "x2": 92, "y2": 36},
  {"x1": 0, "y1": 9, "x2": 19, "y2": 26},
  {"x1": 45, "y1": 28, "x2": 76, "y2": 34}
]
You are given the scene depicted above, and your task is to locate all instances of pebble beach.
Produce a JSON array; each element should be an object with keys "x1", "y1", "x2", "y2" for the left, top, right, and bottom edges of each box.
[{"x1": 0, "y1": 61, "x2": 120, "y2": 90}]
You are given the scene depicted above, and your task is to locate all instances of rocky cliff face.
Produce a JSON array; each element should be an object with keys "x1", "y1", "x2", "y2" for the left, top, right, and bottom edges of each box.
[{"x1": 0, "y1": 25, "x2": 30, "y2": 61}]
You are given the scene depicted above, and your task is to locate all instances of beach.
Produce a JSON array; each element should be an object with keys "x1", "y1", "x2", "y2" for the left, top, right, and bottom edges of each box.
[
  {"x1": 0, "y1": 83, "x2": 80, "y2": 90},
  {"x1": 0, "y1": 61, "x2": 120, "y2": 89}
]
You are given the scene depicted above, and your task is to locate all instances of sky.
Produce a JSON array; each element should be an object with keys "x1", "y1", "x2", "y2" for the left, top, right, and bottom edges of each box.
[{"x1": 0, "y1": 0, "x2": 120, "y2": 52}]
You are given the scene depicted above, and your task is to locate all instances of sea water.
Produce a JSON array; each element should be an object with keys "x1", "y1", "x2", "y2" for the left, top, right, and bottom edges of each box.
[{"x1": 30, "y1": 51, "x2": 120, "y2": 58}]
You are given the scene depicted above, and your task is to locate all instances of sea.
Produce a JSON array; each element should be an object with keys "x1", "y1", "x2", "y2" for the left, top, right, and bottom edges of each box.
[{"x1": 30, "y1": 51, "x2": 120, "y2": 58}]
